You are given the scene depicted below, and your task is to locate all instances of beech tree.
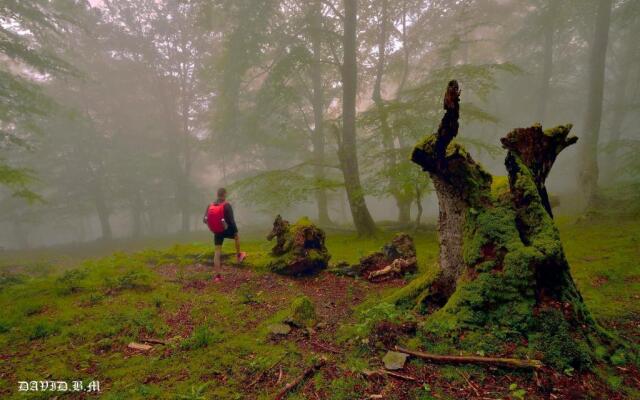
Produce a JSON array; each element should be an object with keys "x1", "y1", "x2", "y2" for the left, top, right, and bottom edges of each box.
[{"x1": 578, "y1": 0, "x2": 613, "y2": 208}]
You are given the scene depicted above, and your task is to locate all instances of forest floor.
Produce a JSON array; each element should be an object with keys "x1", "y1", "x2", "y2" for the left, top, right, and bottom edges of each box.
[{"x1": 0, "y1": 214, "x2": 639, "y2": 399}]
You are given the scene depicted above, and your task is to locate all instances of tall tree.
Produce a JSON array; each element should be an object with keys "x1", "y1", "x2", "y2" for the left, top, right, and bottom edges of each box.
[
  {"x1": 535, "y1": 0, "x2": 559, "y2": 123},
  {"x1": 309, "y1": 0, "x2": 332, "y2": 225},
  {"x1": 339, "y1": 0, "x2": 377, "y2": 236},
  {"x1": 370, "y1": 0, "x2": 412, "y2": 224},
  {"x1": 579, "y1": 0, "x2": 613, "y2": 208}
]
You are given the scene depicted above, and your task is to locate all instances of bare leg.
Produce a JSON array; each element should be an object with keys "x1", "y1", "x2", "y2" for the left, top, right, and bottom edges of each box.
[
  {"x1": 234, "y1": 234, "x2": 241, "y2": 256},
  {"x1": 234, "y1": 234, "x2": 246, "y2": 263},
  {"x1": 214, "y1": 245, "x2": 222, "y2": 269}
]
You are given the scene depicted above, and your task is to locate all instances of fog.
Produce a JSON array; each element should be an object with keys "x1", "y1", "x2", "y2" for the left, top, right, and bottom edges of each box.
[{"x1": 2, "y1": 0, "x2": 639, "y2": 249}]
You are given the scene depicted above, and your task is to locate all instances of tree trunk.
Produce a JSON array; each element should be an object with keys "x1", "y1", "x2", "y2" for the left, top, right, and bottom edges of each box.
[
  {"x1": 396, "y1": 197, "x2": 412, "y2": 224},
  {"x1": 372, "y1": 0, "x2": 410, "y2": 224},
  {"x1": 414, "y1": 187, "x2": 423, "y2": 229},
  {"x1": 131, "y1": 190, "x2": 143, "y2": 238},
  {"x1": 535, "y1": 1, "x2": 558, "y2": 124},
  {"x1": 603, "y1": 28, "x2": 636, "y2": 181},
  {"x1": 397, "y1": 81, "x2": 622, "y2": 370},
  {"x1": 578, "y1": 0, "x2": 613, "y2": 209},
  {"x1": 340, "y1": 0, "x2": 377, "y2": 236},
  {"x1": 310, "y1": 0, "x2": 331, "y2": 226},
  {"x1": 92, "y1": 182, "x2": 112, "y2": 241},
  {"x1": 410, "y1": 80, "x2": 489, "y2": 299}
]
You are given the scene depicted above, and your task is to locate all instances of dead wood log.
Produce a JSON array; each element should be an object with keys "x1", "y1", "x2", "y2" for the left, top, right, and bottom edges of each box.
[
  {"x1": 274, "y1": 358, "x2": 326, "y2": 400},
  {"x1": 367, "y1": 257, "x2": 416, "y2": 280},
  {"x1": 395, "y1": 346, "x2": 543, "y2": 370}
]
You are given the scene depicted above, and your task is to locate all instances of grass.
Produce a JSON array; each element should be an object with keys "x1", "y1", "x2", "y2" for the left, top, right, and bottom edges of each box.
[{"x1": 0, "y1": 215, "x2": 638, "y2": 399}]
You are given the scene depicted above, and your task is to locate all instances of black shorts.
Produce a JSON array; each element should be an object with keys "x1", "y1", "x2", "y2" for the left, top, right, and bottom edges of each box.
[{"x1": 214, "y1": 229, "x2": 237, "y2": 245}]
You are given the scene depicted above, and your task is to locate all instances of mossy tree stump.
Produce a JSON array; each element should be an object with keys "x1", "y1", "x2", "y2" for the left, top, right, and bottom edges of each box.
[
  {"x1": 402, "y1": 80, "x2": 628, "y2": 369},
  {"x1": 266, "y1": 216, "x2": 330, "y2": 275}
]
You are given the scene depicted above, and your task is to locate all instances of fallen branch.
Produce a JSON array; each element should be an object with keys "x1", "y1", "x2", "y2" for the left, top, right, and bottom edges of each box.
[
  {"x1": 459, "y1": 371, "x2": 481, "y2": 397},
  {"x1": 275, "y1": 358, "x2": 326, "y2": 400},
  {"x1": 140, "y1": 338, "x2": 167, "y2": 345},
  {"x1": 249, "y1": 356, "x2": 285, "y2": 388},
  {"x1": 362, "y1": 369, "x2": 417, "y2": 381},
  {"x1": 395, "y1": 346, "x2": 543, "y2": 370},
  {"x1": 311, "y1": 340, "x2": 342, "y2": 354}
]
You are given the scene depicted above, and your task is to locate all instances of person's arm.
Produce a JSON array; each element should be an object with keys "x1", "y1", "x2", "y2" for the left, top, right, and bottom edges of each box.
[{"x1": 224, "y1": 203, "x2": 238, "y2": 233}]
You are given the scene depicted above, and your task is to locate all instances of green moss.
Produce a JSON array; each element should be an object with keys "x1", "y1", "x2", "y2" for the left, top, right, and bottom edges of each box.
[
  {"x1": 413, "y1": 136, "x2": 492, "y2": 205},
  {"x1": 265, "y1": 217, "x2": 330, "y2": 275},
  {"x1": 530, "y1": 309, "x2": 592, "y2": 370},
  {"x1": 286, "y1": 296, "x2": 316, "y2": 328}
]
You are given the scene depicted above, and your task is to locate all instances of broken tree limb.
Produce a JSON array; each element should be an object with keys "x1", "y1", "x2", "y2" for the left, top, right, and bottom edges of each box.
[
  {"x1": 367, "y1": 257, "x2": 416, "y2": 280},
  {"x1": 140, "y1": 338, "x2": 167, "y2": 345},
  {"x1": 395, "y1": 346, "x2": 543, "y2": 370},
  {"x1": 362, "y1": 369, "x2": 417, "y2": 382},
  {"x1": 274, "y1": 358, "x2": 326, "y2": 400}
]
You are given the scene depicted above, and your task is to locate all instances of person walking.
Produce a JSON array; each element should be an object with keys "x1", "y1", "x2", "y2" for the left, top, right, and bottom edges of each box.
[{"x1": 203, "y1": 188, "x2": 246, "y2": 281}]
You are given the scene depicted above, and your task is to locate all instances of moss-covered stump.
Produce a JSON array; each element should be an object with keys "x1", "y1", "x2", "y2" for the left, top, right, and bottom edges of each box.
[
  {"x1": 265, "y1": 216, "x2": 330, "y2": 276},
  {"x1": 400, "y1": 80, "x2": 633, "y2": 371}
]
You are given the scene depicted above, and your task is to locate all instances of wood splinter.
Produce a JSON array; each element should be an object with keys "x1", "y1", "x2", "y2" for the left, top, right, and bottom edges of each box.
[
  {"x1": 395, "y1": 346, "x2": 543, "y2": 370},
  {"x1": 274, "y1": 358, "x2": 327, "y2": 400}
]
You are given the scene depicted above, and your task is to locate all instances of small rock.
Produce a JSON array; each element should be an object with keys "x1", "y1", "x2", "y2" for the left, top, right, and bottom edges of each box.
[
  {"x1": 267, "y1": 323, "x2": 291, "y2": 335},
  {"x1": 382, "y1": 351, "x2": 408, "y2": 370}
]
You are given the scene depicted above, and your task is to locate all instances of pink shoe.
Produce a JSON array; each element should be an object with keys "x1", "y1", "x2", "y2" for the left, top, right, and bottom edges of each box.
[
  {"x1": 213, "y1": 274, "x2": 223, "y2": 283},
  {"x1": 237, "y1": 252, "x2": 247, "y2": 263}
]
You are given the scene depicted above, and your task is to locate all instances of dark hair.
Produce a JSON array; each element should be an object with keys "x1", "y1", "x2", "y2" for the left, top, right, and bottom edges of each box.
[{"x1": 217, "y1": 187, "x2": 227, "y2": 198}]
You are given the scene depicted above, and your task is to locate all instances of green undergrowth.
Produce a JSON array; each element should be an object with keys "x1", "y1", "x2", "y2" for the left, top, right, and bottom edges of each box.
[{"x1": 0, "y1": 215, "x2": 638, "y2": 398}]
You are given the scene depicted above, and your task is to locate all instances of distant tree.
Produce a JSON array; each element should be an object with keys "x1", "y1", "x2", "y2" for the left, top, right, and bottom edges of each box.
[
  {"x1": 578, "y1": 0, "x2": 613, "y2": 209},
  {"x1": 102, "y1": 0, "x2": 215, "y2": 232},
  {"x1": 0, "y1": 0, "x2": 77, "y2": 199}
]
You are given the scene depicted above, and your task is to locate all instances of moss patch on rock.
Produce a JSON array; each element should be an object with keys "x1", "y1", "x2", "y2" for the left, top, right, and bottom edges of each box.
[{"x1": 285, "y1": 296, "x2": 316, "y2": 328}]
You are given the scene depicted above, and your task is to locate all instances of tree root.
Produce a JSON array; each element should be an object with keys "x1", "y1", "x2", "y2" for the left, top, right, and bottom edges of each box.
[{"x1": 395, "y1": 346, "x2": 543, "y2": 370}]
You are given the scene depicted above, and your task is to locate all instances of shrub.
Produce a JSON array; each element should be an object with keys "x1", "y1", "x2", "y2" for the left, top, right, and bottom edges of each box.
[
  {"x1": 181, "y1": 326, "x2": 222, "y2": 350},
  {"x1": 104, "y1": 270, "x2": 150, "y2": 293},
  {"x1": 28, "y1": 321, "x2": 60, "y2": 340},
  {"x1": 56, "y1": 269, "x2": 88, "y2": 295}
]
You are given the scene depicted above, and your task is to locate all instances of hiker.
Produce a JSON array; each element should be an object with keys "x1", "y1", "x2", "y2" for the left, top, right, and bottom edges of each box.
[{"x1": 203, "y1": 188, "x2": 246, "y2": 277}]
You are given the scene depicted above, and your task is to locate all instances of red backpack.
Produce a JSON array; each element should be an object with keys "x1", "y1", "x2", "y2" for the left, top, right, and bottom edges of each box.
[{"x1": 206, "y1": 201, "x2": 227, "y2": 233}]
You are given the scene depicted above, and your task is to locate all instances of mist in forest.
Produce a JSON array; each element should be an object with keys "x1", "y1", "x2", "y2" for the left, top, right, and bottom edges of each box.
[{"x1": 2, "y1": 0, "x2": 639, "y2": 249}]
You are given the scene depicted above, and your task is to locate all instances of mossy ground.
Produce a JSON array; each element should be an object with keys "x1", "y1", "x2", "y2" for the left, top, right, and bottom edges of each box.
[{"x1": 0, "y1": 215, "x2": 638, "y2": 399}]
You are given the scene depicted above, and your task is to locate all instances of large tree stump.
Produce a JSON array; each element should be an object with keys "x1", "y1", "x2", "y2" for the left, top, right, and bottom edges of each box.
[
  {"x1": 398, "y1": 80, "x2": 630, "y2": 370},
  {"x1": 266, "y1": 216, "x2": 330, "y2": 275}
]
